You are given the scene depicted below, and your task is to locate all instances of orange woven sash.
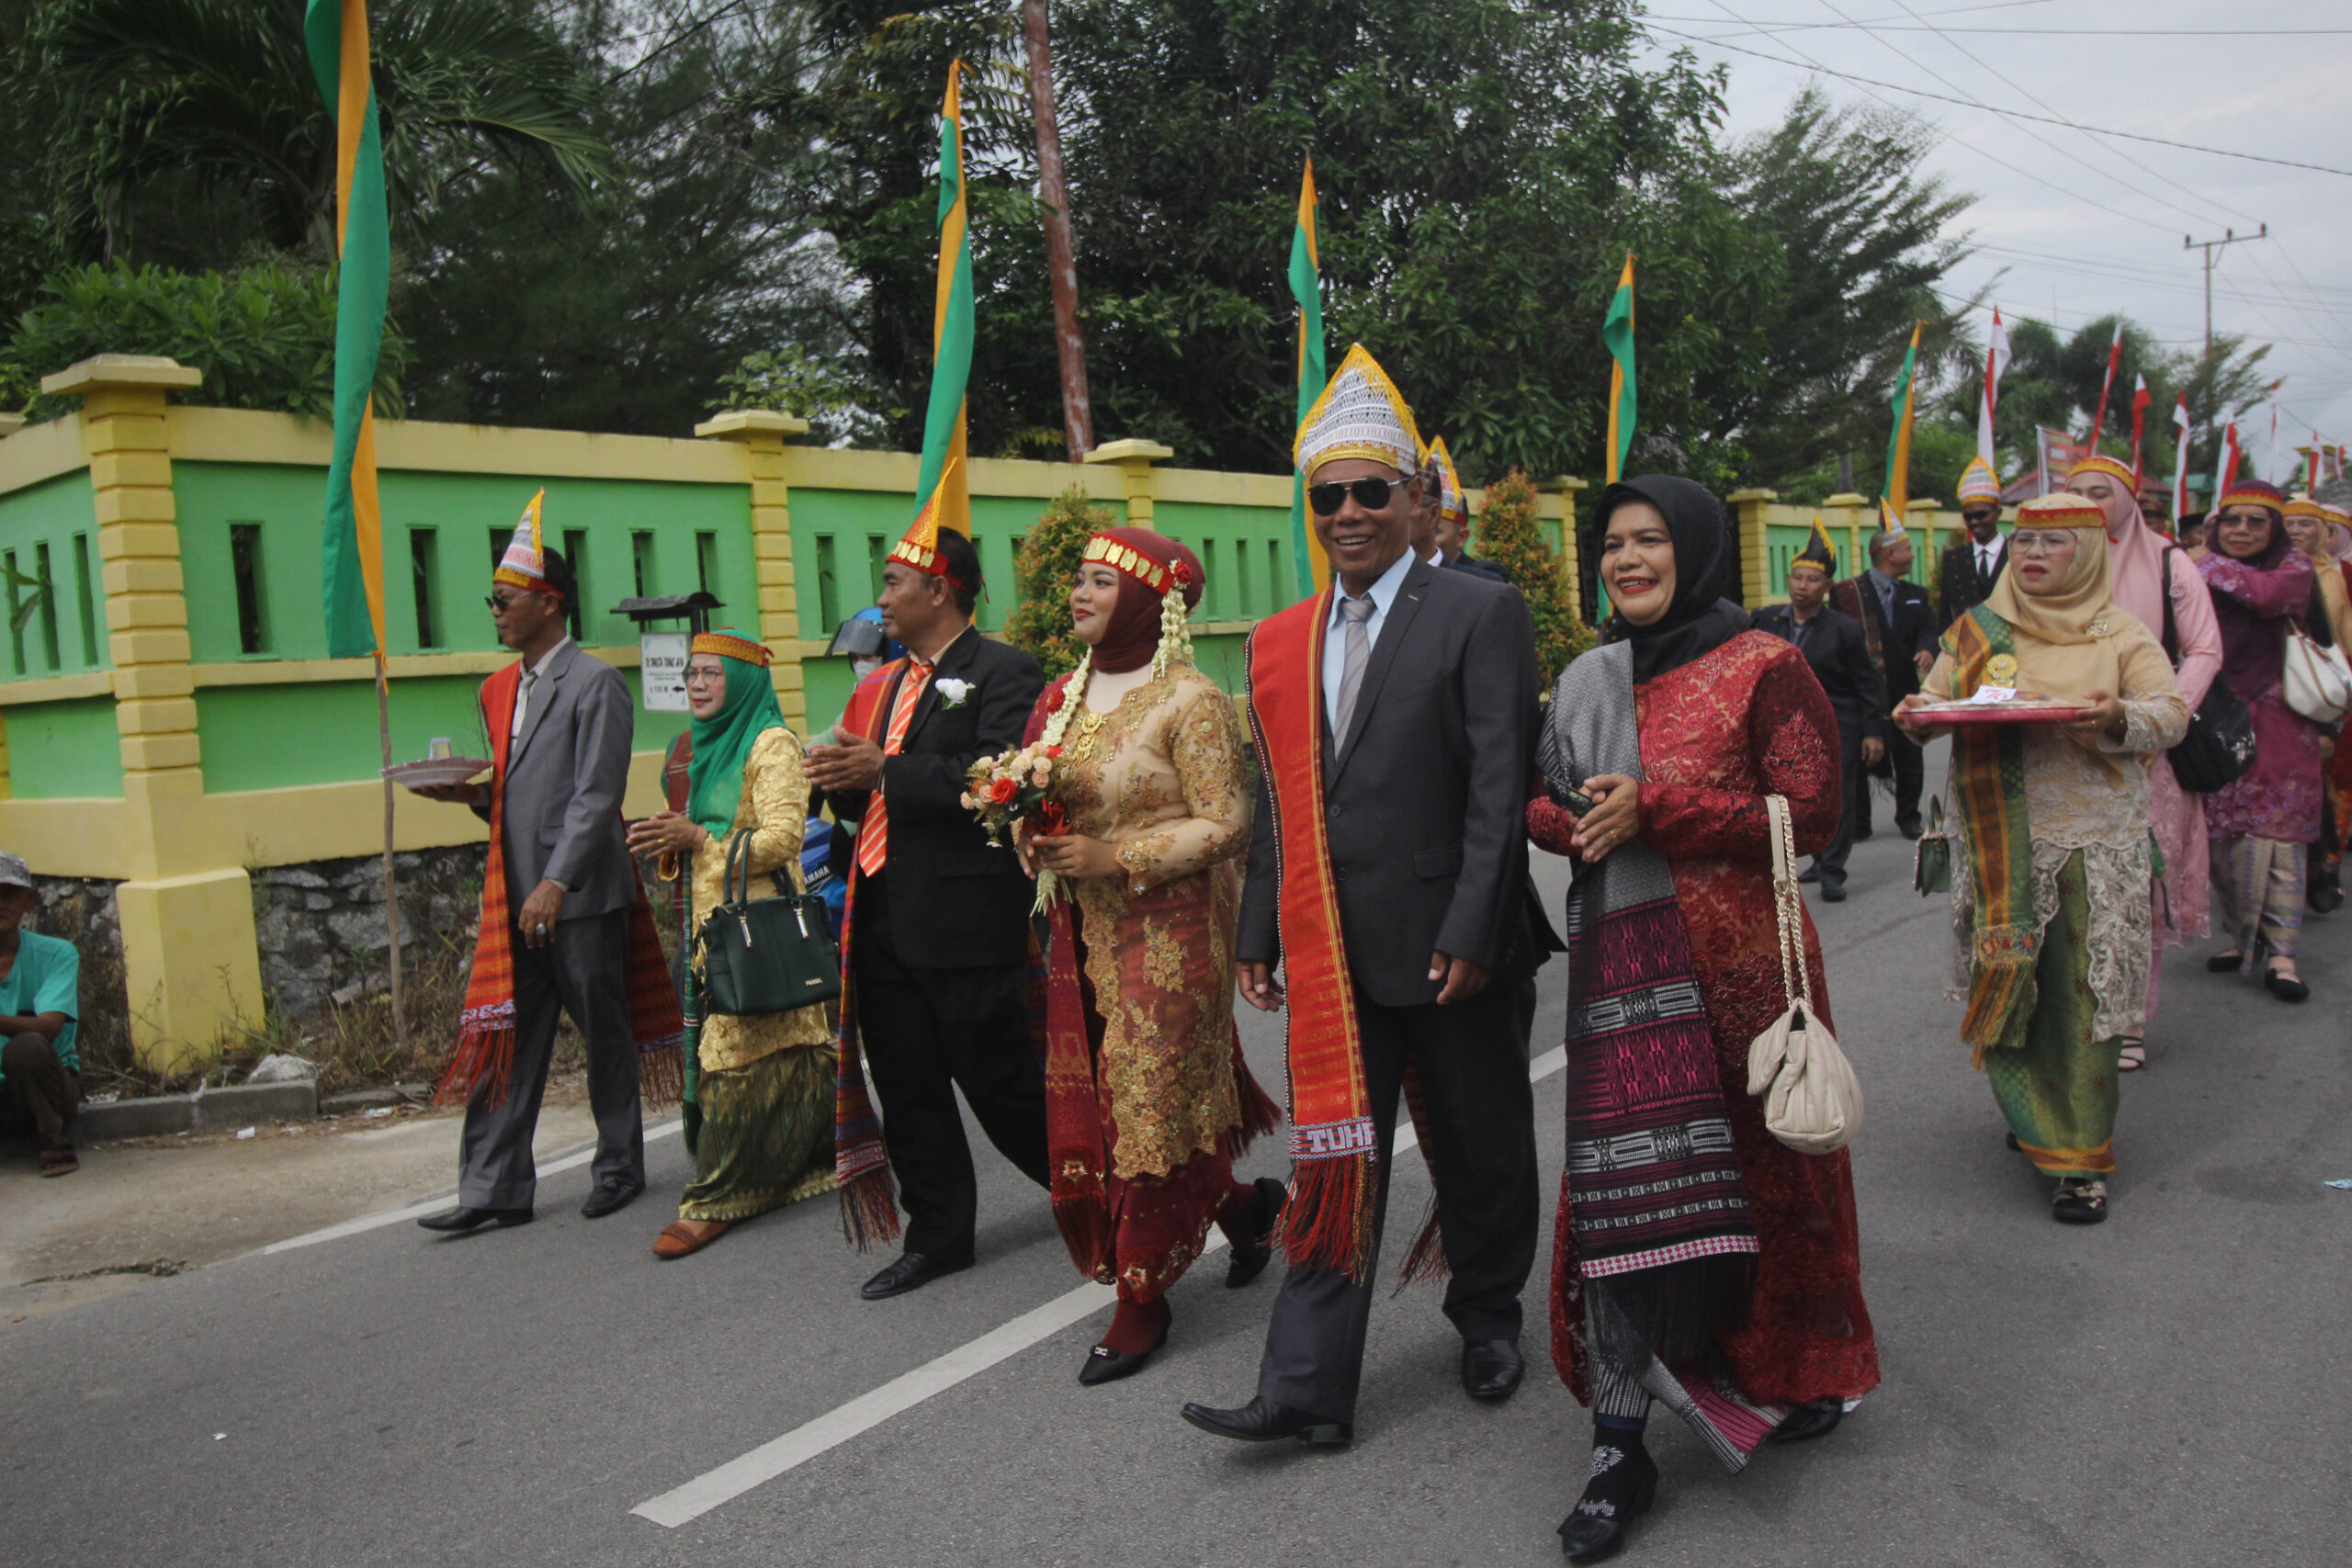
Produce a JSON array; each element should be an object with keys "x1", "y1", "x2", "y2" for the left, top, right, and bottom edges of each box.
[{"x1": 1246, "y1": 594, "x2": 1377, "y2": 1282}]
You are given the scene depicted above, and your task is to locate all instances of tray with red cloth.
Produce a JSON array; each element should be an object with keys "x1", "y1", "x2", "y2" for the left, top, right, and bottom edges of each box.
[{"x1": 1907, "y1": 696, "x2": 2084, "y2": 728}]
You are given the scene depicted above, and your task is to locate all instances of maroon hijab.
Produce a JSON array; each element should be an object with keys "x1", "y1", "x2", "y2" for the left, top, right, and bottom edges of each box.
[
  {"x1": 2206, "y1": 492, "x2": 2298, "y2": 703},
  {"x1": 1085, "y1": 527, "x2": 1204, "y2": 674}
]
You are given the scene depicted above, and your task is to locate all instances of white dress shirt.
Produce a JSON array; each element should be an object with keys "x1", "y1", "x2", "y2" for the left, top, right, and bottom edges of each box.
[
  {"x1": 1321, "y1": 548, "x2": 1419, "y2": 731},
  {"x1": 511, "y1": 637, "x2": 574, "y2": 740}
]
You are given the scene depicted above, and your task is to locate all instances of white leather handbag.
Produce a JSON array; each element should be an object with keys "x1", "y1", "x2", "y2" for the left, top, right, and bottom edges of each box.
[
  {"x1": 2281, "y1": 623, "x2": 2352, "y2": 726},
  {"x1": 1746, "y1": 795, "x2": 1865, "y2": 1155}
]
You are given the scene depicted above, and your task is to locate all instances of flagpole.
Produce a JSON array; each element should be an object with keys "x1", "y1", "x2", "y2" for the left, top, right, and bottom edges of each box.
[{"x1": 375, "y1": 652, "x2": 405, "y2": 1043}]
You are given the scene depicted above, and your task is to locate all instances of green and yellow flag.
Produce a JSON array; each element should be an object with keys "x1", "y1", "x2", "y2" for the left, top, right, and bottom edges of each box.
[
  {"x1": 1882, "y1": 320, "x2": 1923, "y2": 520},
  {"x1": 1286, "y1": 160, "x2": 1329, "y2": 599},
  {"x1": 306, "y1": 0, "x2": 390, "y2": 660},
  {"x1": 1601, "y1": 254, "x2": 1636, "y2": 484},
  {"x1": 912, "y1": 60, "x2": 975, "y2": 541}
]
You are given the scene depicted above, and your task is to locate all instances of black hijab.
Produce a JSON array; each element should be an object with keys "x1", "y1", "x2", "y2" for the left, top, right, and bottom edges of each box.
[{"x1": 1598, "y1": 475, "x2": 1753, "y2": 682}]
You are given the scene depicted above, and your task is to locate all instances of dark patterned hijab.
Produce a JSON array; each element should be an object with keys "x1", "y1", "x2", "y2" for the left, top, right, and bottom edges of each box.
[{"x1": 1598, "y1": 475, "x2": 1752, "y2": 682}]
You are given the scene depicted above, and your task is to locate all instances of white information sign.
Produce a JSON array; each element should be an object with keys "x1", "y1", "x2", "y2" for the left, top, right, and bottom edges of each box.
[{"x1": 641, "y1": 631, "x2": 690, "y2": 713}]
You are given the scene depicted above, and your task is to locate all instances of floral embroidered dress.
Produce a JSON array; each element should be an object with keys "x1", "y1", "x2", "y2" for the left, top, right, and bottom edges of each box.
[
  {"x1": 1529, "y1": 632, "x2": 1880, "y2": 1411},
  {"x1": 1021, "y1": 665, "x2": 1272, "y2": 1301},
  {"x1": 674, "y1": 728, "x2": 837, "y2": 1221},
  {"x1": 2199, "y1": 550, "x2": 2326, "y2": 844}
]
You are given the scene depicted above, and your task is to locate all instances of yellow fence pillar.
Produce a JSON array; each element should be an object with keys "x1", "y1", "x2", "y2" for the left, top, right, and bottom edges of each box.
[
  {"x1": 696, "y1": 410, "x2": 812, "y2": 728},
  {"x1": 1908, "y1": 498, "x2": 1942, "y2": 582},
  {"x1": 1727, "y1": 488, "x2": 1779, "y2": 604},
  {"x1": 1826, "y1": 491, "x2": 1869, "y2": 576},
  {"x1": 1083, "y1": 438, "x2": 1174, "y2": 524},
  {"x1": 43, "y1": 355, "x2": 260, "y2": 1071}
]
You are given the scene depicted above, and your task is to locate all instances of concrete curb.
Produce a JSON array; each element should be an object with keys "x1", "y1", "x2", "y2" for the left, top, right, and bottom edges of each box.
[{"x1": 81, "y1": 1079, "x2": 319, "y2": 1142}]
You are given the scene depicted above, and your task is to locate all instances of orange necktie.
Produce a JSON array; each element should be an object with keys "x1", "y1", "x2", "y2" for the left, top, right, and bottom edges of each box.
[{"x1": 854, "y1": 659, "x2": 933, "y2": 877}]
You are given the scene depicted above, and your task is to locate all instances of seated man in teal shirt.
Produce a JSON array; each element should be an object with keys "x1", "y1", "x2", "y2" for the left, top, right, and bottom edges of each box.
[{"x1": 0, "y1": 852, "x2": 81, "y2": 1176}]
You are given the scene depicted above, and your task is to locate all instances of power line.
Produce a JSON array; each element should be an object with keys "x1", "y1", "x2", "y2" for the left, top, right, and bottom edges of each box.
[
  {"x1": 1657, "y1": 20, "x2": 2352, "y2": 38},
  {"x1": 1649, "y1": 26, "x2": 2352, "y2": 178}
]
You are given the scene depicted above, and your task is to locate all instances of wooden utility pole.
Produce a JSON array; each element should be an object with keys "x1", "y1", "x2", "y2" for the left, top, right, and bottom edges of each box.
[
  {"x1": 2183, "y1": 223, "x2": 2267, "y2": 361},
  {"x1": 1022, "y1": 0, "x2": 1094, "y2": 461}
]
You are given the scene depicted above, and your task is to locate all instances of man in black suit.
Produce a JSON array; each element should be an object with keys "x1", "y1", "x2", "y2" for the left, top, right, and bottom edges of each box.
[
  {"x1": 1831, "y1": 524, "x2": 1938, "y2": 840},
  {"x1": 1938, "y1": 458, "x2": 2007, "y2": 626},
  {"x1": 1751, "y1": 535, "x2": 1887, "y2": 900},
  {"x1": 1182, "y1": 347, "x2": 1542, "y2": 1449},
  {"x1": 1419, "y1": 434, "x2": 1510, "y2": 583},
  {"x1": 807, "y1": 527, "x2": 1050, "y2": 1301}
]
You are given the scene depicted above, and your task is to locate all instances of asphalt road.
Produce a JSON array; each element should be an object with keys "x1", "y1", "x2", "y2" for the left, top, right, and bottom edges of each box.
[{"x1": 8, "y1": 791, "x2": 2350, "y2": 1567}]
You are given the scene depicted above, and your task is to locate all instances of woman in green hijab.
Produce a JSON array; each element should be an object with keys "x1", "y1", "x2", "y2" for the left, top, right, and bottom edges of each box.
[{"x1": 627, "y1": 631, "x2": 837, "y2": 1258}]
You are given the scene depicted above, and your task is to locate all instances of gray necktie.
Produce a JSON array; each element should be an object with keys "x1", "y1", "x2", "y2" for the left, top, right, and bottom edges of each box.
[{"x1": 1333, "y1": 595, "x2": 1375, "y2": 745}]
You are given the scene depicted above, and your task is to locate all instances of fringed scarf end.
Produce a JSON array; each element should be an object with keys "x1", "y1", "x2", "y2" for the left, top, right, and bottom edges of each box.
[
  {"x1": 1050, "y1": 1190, "x2": 1115, "y2": 1281},
  {"x1": 1275, "y1": 1150, "x2": 1377, "y2": 1283},
  {"x1": 637, "y1": 1041, "x2": 684, "y2": 1110},
  {"x1": 1391, "y1": 1194, "x2": 1449, "y2": 1292},
  {"x1": 434, "y1": 1026, "x2": 514, "y2": 1111},
  {"x1": 835, "y1": 1164, "x2": 901, "y2": 1252}
]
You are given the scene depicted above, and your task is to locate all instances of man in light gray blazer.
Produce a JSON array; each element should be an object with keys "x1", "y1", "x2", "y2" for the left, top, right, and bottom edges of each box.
[{"x1": 413, "y1": 547, "x2": 647, "y2": 1230}]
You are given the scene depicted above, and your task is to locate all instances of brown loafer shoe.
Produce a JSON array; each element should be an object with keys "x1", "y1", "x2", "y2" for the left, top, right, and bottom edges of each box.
[
  {"x1": 653, "y1": 1219, "x2": 728, "y2": 1259},
  {"x1": 37, "y1": 1147, "x2": 78, "y2": 1178}
]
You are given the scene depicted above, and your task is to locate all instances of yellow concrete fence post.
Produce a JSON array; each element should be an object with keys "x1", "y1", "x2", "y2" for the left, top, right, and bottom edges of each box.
[
  {"x1": 1082, "y1": 439, "x2": 1174, "y2": 525},
  {"x1": 1727, "y1": 488, "x2": 1779, "y2": 604},
  {"x1": 41, "y1": 354, "x2": 261, "y2": 1071},
  {"x1": 695, "y1": 410, "x2": 812, "y2": 728},
  {"x1": 1547, "y1": 476, "x2": 1589, "y2": 622}
]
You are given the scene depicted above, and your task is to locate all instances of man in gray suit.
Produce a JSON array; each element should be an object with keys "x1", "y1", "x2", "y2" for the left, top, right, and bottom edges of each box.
[
  {"x1": 413, "y1": 543, "x2": 648, "y2": 1230},
  {"x1": 1182, "y1": 346, "x2": 1544, "y2": 1449}
]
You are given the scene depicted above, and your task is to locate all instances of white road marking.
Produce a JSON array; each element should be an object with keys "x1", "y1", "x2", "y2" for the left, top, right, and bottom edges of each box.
[
  {"x1": 631, "y1": 1044, "x2": 1570, "y2": 1529},
  {"x1": 259, "y1": 1119, "x2": 684, "y2": 1256}
]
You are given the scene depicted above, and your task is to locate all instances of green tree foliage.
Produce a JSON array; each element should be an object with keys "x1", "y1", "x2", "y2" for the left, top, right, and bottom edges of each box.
[
  {"x1": 1472, "y1": 470, "x2": 1592, "y2": 688},
  {"x1": 0, "y1": 258, "x2": 408, "y2": 417},
  {"x1": 1003, "y1": 488, "x2": 1112, "y2": 682}
]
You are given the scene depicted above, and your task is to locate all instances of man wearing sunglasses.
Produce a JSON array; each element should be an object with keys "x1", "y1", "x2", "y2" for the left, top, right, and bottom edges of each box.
[
  {"x1": 409, "y1": 507, "x2": 652, "y2": 1233},
  {"x1": 1183, "y1": 344, "x2": 1544, "y2": 1450},
  {"x1": 1938, "y1": 456, "x2": 2007, "y2": 626}
]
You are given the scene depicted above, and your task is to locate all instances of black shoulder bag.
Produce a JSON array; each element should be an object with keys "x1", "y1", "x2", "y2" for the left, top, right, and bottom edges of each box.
[
  {"x1": 2157, "y1": 545, "x2": 2257, "y2": 794},
  {"x1": 696, "y1": 829, "x2": 842, "y2": 1016}
]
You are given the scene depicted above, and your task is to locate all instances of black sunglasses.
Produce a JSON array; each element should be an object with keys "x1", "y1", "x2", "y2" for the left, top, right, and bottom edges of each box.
[{"x1": 1308, "y1": 476, "x2": 1408, "y2": 516}]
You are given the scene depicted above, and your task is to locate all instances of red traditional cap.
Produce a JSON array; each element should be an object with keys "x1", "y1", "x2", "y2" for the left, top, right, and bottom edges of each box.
[
  {"x1": 690, "y1": 630, "x2": 772, "y2": 666},
  {"x1": 2217, "y1": 479, "x2": 2288, "y2": 513},
  {"x1": 2014, "y1": 493, "x2": 2106, "y2": 530}
]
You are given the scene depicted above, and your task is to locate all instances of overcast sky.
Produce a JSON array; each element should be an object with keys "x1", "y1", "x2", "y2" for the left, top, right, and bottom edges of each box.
[{"x1": 1639, "y1": 0, "x2": 2352, "y2": 478}]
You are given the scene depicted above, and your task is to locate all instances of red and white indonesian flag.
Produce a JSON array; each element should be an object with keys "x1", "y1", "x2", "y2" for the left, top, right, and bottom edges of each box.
[
  {"x1": 2169, "y1": 396, "x2": 2193, "y2": 522},
  {"x1": 1978, "y1": 308, "x2": 2011, "y2": 468}
]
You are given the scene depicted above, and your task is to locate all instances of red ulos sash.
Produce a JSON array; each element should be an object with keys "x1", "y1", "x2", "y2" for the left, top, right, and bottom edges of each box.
[{"x1": 1246, "y1": 593, "x2": 1377, "y2": 1282}]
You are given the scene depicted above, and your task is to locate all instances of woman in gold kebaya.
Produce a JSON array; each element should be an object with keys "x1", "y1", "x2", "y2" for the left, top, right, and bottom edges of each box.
[{"x1": 1016, "y1": 527, "x2": 1283, "y2": 1384}]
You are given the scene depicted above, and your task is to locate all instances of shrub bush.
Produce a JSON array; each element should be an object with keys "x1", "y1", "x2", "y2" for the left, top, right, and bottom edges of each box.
[
  {"x1": 0, "y1": 259, "x2": 408, "y2": 421},
  {"x1": 1473, "y1": 468, "x2": 1595, "y2": 688},
  {"x1": 1004, "y1": 487, "x2": 1113, "y2": 683}
]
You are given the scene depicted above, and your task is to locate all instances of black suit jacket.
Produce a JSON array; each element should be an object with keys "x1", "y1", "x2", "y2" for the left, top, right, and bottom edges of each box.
[
  {"x1": 821, "y1": 625, "x2": 1046, "y2": 968},
  {"x1": 1238, "y1": 558, "x2": 1542, "y2": 1009},
  {"x1": 1832, "y1": 571, "x2": 1938, "y2": 709},
  {"x1": 1446, "y1": 553, "x2": 1510, "y2": 585},
  {"x1": 1938, "y1": 536, "x2": 2007, "y2": 626},
  {"x1": 1748, "y1": 604, "x2": 1891, "y2": 742}
]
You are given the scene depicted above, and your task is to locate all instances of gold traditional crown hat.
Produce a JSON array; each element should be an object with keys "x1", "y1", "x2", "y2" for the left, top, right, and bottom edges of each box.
[
  {"x1": 1876, "y1": 498, "x2": 1907, "y2": 538},
  {"x1": 888, "y1": 456, "x2": 975, "y2": 590},
  {"x1": 1295, "y1": 344, "x2": 1422, "y2": 478},
  {"x1": 1957, "y1": 455, "x2": 2003, "y2": 503},
  {"x1": 493, "y1": 489, "x2": 558, "y2": 595},
  {"x1": 1425, "y1": 436, "x2": 1467, "y2": 525}
]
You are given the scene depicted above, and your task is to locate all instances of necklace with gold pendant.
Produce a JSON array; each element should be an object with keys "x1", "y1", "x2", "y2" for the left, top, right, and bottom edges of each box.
[{"x1": 1069, "y1": 705, "x2": 1110, "y2": 761}]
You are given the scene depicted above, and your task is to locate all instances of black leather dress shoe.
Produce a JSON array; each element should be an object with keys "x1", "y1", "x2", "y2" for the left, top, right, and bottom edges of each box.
[
  {"x1": 1461, "y1": 1337, "x2": 1524, "y2": 1402},
  {"x1": 860, "y1": 1250, "x2": 973, "y2": 1301},
  {"x1": 1797, "y1": 865, "x2": 1820, "y2": 885},
  {"x1": 416, "y1": 1204, "x2": 532, "y2": 1234},
  {"x1": 1180, "y1": 1395, "x2": 1351, "y2": 1448},
  {"x1": 1820, "y1": 882, "x2": 1848, "y2": 903},
  {"x1": 1225, "y1": 1177, "x2": 1288, "y2": 1289},
  {"x1": 580, "y1": 1179, "x2": 643, "y2": 1219}
]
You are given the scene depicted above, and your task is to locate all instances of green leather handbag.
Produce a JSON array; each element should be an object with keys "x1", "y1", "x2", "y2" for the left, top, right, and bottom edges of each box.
[{"x1": 696, "y1": 829, "x2": 842, "y2": 1016}]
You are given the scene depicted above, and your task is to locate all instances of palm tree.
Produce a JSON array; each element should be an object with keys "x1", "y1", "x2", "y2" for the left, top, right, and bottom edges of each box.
[{"x1": 30, "y1": 0, "x2": 610, "y2": 261}]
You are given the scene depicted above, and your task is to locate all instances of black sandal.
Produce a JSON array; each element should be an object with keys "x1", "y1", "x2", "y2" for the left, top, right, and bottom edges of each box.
[
  {"x1": 1768, "y1": 1399, "x2": 1844, "y2": 1443},
  {"x1": 2264, "y1": 967, "x2": 2311, "y2": 1002},
  {"x1": 2052, "y1": 1178, "x2": 2108, "y2": 1224},
  {"x1": 2206, "y1": 951, "x2": 2245, "y2": 973}
]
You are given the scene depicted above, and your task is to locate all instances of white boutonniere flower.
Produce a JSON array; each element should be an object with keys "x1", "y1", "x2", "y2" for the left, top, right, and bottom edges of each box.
[{"x1": 934, "y1": 677, "x2": 974, "y2": 709}]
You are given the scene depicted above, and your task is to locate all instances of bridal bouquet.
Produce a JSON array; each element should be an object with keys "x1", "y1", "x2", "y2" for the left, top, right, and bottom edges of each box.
[
  {"x1": 963, "y1": 741, "x2": 1070, "y2": 911},
  {"x1": 962, "y1": 741, "x2": 1068, "y2": 846}
]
